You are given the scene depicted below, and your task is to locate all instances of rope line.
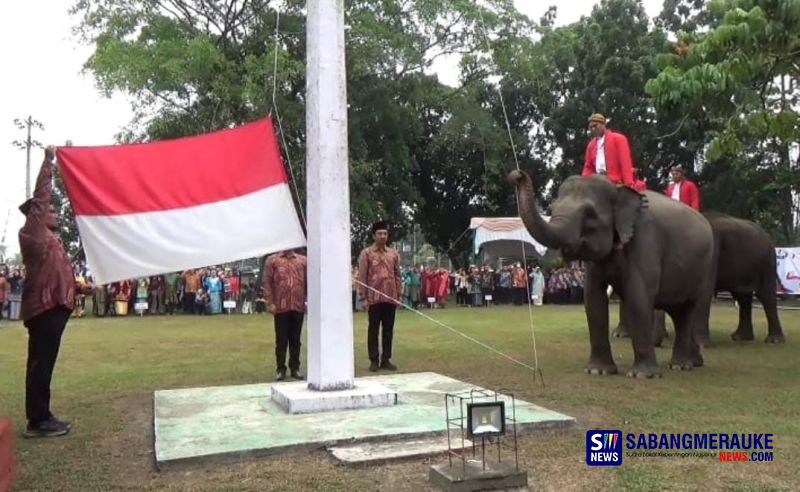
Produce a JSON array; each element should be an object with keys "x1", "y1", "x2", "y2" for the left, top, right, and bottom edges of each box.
[
  {"x1": 355, "y1": 280, "x2": 539, "y2": 373},
  {"x1": 476, "y1": 6, "x2": 543, "y2": 386},
  {"x1": 270, "y1": 8, "x2": 307, "y2": 227}
]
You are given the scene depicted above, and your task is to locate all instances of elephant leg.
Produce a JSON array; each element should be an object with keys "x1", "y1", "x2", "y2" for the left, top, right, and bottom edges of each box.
[
  {"x1": 731, "y1": 292, "x2": 755, "y2": 341},
  {"x1": 653, "y1": 309, "x2": 668, "y2": 347},
  {"x1": 584, "y1": 271, "x2": 617, "y2": 375},
  {"x1": 614, "y1": 301, "x2": 630, "y2": 338},
  {"x1": 623, "y1": 280, "x2": 660, "y2": 379},
  {"x1": 668, "y1": 308, "x2": 694, "y2": 370},
  {"x1": 756, "y1": 273, "x2": 786, "y2": 344}
]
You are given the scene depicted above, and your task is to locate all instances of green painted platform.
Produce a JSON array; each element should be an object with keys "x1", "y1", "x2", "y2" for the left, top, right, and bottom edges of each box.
[{"x1": 153, "y1": 372, "x2": 574, "y2": 468}]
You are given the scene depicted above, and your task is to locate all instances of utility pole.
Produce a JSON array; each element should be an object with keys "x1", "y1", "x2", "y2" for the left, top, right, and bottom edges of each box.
[{"x1": 12, "y1": 116, "x2": 45, "y2": 199}]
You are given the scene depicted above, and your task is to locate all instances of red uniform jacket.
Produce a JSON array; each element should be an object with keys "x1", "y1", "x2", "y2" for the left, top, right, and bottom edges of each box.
[
  {"x1": 582, "y1": 129, "x2": 635, "y2": 186},
  {"x1": 664, "y1": 180, "x2": 700, "y2": 211}
]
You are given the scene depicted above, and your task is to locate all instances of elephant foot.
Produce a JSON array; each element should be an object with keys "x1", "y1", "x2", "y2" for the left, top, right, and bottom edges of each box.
[
  {"x1": 626, "y1": 364, "x2": 662, "y2": 379},
  {"x1": 668, "y1": 359, "x2": 693, "y2": 371},
  {"x1": 613, "y1": 326, "x2": 631, "y2": 338},
  {"x1": 764, "y1": 333, "x2": 786, "y2": 344},
  {"x1": 731, "y1": 331, "x2": 754, "y2": 342},
  {"x1": 584, "y1": 360, "x2": 618, "y2": 376}
]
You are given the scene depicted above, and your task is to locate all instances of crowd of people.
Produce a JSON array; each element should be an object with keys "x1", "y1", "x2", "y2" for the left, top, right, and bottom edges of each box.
[{"x1": 78, "y1": 268, "x2": 261, "y2": 317}]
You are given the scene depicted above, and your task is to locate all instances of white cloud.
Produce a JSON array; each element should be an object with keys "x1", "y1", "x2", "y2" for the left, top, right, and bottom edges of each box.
[{"x1": 0, "y1": 0, "x2": 664, "y2": 258}]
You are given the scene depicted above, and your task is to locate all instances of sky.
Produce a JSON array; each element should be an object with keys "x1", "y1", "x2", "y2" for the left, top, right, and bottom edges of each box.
[{"x1": 0, "y1": 0, "x2": 663, "y2": 259}]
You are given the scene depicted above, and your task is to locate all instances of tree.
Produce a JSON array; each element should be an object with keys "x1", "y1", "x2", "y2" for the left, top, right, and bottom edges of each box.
[
  {"x1": 503, "y1": 0, "x2": 691, "y2": 200},
  {"x1": 71, "y1": 0, "x2": 536, "y2": 264},
  {"x1": 646, "y1": 0, "x2": 800, "y2": 243}
]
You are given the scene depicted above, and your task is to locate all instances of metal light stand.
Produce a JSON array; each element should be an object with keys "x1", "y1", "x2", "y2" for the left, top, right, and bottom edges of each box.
[{"x1": 444, "y1": 388, "x2": 520, "y2": 476}]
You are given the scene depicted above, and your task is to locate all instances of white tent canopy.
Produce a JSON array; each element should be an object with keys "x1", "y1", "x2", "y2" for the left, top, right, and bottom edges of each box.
[{"x1": 470, "y1": 217, "x2": 550, "y2": 257}]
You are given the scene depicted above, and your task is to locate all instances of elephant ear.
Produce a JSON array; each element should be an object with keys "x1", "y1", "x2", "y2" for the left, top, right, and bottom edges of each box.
[{"x1": 613, "y1": 186, "x2": 644, "y2": 246}]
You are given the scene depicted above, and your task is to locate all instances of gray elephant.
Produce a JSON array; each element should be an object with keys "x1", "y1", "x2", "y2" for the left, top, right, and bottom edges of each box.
[
  {"x1": 509, "y1": 171, "x2": 715, "y2": 378},
  {"x1": 700, "y1": 212, "x2": 786, "y2": 344}
]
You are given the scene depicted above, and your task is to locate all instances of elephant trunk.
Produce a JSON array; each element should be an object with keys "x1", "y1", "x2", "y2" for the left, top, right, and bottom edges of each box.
[{"x1": 508, "y1": 170, "x2": 574, "y2": 250}]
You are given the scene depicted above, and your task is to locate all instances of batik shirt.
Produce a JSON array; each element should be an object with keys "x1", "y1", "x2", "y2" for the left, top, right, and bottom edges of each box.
[
  {"x1": 357, "y1": 244, "x2": 402, "y2": 305},
  {"x1": 263, "y1": 252, "x2": 307, "y2": 313}
]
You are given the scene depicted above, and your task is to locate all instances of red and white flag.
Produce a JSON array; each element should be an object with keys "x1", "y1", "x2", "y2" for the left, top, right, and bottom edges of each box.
[{"x1": 57, "y1": 117, "x2": 306, "y2": 285}]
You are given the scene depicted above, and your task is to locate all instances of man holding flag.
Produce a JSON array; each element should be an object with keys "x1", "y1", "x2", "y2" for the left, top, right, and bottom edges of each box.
[{"x1": 19, "y1": 146, "x2": 94, "y2": 438}]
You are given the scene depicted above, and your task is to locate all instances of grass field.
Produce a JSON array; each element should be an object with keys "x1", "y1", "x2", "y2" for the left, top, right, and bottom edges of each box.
[{"x1": 0, "y1": 302, "x2": 798, "y2": 491}]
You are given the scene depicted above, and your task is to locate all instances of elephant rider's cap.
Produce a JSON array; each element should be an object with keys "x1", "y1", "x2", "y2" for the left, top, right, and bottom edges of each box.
[{"x1": 588, "y1": 113, "x2": 606, "y2": 125}]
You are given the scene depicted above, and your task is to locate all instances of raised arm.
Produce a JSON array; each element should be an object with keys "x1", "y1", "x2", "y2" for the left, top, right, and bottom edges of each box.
[{"x1": 25, "y1": 147, "x2": 56, "y2": 230}]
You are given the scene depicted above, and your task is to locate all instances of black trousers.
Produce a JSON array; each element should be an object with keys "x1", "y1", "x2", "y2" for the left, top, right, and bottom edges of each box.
[
  {"x1": 183, "y1": 292, "x2": 196, "y2": 314},
  {"x1": 25, "y1": 307, "x2": 71, "y2": 425},
  {"x1": 368, "y1": 302, "x2": 396, "y2": 362},
  {"x1": 274, "y1": 311, "x2": 304, "y2": 371}
]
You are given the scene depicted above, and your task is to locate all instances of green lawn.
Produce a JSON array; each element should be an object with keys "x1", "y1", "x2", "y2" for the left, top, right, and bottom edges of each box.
[{"x1": 0, "y1": 303, "x2": 798, "y2": 491}]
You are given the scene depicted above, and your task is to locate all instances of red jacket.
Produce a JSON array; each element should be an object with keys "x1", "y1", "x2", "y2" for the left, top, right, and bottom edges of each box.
[
  {"x1": 582, "y1": 129, "x2": 635, "y2": 186},
  {"x1": 633, "y1": 179, "x2": 647, "y2": 191},
  {"x1": 664, "y1": 180, "x2": 700, "y2": 211}
]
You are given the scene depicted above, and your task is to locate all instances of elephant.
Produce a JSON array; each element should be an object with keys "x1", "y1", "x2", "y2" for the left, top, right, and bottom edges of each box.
[
  {"x1": 699, "y1": 212, "x2": 786, "y2": 344},
  {"x1": 509, "y1": 170, "x2": 715, "y2": 378}
]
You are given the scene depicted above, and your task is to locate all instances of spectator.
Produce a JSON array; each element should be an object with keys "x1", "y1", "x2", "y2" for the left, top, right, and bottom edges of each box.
[
  {"x1": 182, "y1": 269, "x2": 201, "y2": 314},
  {"x1": 204, "y1": 270, "x2": 223, "y2": 314},
  {"x1": 149, "y1": 275, "x2": 165, "y2": 314},
  {"x1": 0, "y1": 271, "x2": 8, "y2": 323},
  {"x1": 163, "y1": 272, "x2": 179, "y2": 315},
  {"x1": 512, "y1": 263, "x2": 527, "y2": 305},
  {"x1": 135, "y1": 278, "x2": 149, "y2": 314},
  {"x1": 531, "y1": 267, "x2": 545, "y2": 306},
  {"x1": 8, "y1": 269, "x2": 24, "y2": 320}
]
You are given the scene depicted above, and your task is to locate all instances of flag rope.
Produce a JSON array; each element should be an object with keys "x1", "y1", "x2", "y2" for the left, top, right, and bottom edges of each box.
[
  {"x1": 476, "y1": 6, "x2": 544, "y2": 387},
  {"x1": 270, "y1": 8, "x2": 307, "y2": 228}
]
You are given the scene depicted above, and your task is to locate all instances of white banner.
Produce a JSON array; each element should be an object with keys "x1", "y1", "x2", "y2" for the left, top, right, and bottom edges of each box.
[{"x1": 776, "y1": 248, "x2": 800, "y2": 295}]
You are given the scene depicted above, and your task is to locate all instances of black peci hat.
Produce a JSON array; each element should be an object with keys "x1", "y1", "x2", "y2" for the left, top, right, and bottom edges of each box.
[
  {"x1": 371, "y1": 220, "x2": 389, "y2": 234},
  {"x1": 18, "y1": 198, "x2": 34, "y2": 216}
]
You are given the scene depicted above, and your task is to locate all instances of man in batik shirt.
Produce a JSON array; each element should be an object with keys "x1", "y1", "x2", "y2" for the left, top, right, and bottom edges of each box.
[
  {"x1": 358, "y1": 221, "x2": 403, "y2": 372},
  {"x1": 264, "y1": 249, "x2": 307, "y2": 381}
]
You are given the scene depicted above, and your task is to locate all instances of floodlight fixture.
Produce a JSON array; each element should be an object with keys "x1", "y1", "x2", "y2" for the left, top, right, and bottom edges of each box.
[{"x1": 467, "y1": 401, "x2": 505, "y2": 438}]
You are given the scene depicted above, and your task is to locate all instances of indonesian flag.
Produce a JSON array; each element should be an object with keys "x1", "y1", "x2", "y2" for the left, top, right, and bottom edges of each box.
[{"x1": 56, "y1": 117, "x2": 306, "y2": 285}]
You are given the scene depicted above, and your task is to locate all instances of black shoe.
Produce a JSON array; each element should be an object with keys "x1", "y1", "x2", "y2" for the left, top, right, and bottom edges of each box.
[
  {"x1": 290, "y1": 370, "x2": 304, "y2": 380},
  {"x1": 380, "y1": 360, "x2": 397, "y2": 371},
  {"x1": 275, "y1": 369, "x2": 286, "y2": 381},
  {"x1": 24, "y1": 418, "x2": 71, "y2": 438},
  {"x1": 369, "y1": 360, "x2": 379, "y2": 372}
]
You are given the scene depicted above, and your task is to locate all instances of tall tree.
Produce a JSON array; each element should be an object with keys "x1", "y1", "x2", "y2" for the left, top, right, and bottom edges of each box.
[
  {"x1": 646, "y1": 0, "x2": 800, "y2": 243},
  {"x1": 70, "y1": 0, "x2": 532, "y2": 263}
]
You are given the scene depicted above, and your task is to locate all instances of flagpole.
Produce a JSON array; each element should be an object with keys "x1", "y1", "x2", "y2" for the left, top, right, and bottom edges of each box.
[{"x1": 305, "y1": 0, "x2": 355, "y2": 390}]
